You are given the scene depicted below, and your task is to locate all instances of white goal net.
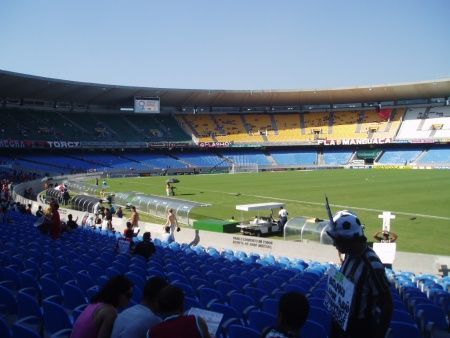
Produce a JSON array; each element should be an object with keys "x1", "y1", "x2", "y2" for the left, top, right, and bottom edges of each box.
[{"x1": 229, "y1": 163, "x2": 259, "y2": 174}]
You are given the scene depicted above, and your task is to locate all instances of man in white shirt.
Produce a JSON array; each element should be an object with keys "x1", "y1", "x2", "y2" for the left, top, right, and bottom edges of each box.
[
  {"x1": 278, "y1": 206, "x2": 288, "y2": 229},
  {"x1": 111, "y1": 276, "x2": 168, "y2": 338},
  {"x1": 160, "y1": 226, "x2": 174, "y2": 244}
]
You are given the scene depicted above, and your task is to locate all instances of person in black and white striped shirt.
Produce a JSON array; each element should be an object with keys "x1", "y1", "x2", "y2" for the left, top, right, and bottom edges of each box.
[{"x1": 326, "y1": 210, "x2": 393, "y2": 338}]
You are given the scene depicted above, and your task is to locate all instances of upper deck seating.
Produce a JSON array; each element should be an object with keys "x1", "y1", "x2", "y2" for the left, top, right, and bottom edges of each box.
[
  {"x1": 303, "y1": 112, "x2": 330, "y2": 141},
  {"x1": 178, "y1": 115, "x2": 218, "y2": 142},
  {"x1": 332, "y1": 111, "x2": 360, "y2": 139},
  {"x1": 243, "y1": 114, "x2": 273, "y2": 140},
  {"x1": 359, "y1": 109, "x2": 404, "y2": 139},
  {"x1": 214, "y1": 115, "x2": 254, "y2": 143},
  {"x1": 396, "y1": 107, "x2": 450, "y2": 140},
  {"x1": 268, "y1": 114, "x2": 302, "y2": 142},
  {"x1": 0, "y1": 108, "x2": 190, "y2": 143}
]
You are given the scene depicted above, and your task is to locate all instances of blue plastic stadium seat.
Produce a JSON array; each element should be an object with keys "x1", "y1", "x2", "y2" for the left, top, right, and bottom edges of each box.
[
  {"x1": 0, "y1": 315, "x2": 11, "y2": 338},
  {"x1": 42, "y1": 301, "x2": 73, "y2": 336},
  {"x1": 62, "y1": 283, "x2": 88, "y2": 310},
  {"x1": 248, "y1": 310, "x2": 277, "y2": 333},
  {"x1": 387, "y1": 321, "x2": 422, "y2": 338},
  {"x1": 300, "y1": 319, "x2": 328, "y2": 338},
  {"x1": 229, "y1": 293, "x2": 258, "y2": 322},
  {"x1": 0, "y1": 284, "x2": 18, "y2": 321},
  {"x1": 227, "y1": 324, "x2": 260, "y2": 338},
  {"x1": 17, "y1": 289, "x2": 43, "y2": 325},
  {"x1": 198, "y1": 287, "x2": 223, "y2": 308}
]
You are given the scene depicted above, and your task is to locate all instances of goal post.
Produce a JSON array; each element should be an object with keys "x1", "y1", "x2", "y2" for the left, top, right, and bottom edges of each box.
[{"x1": 229, "y1": 163, "x2": 259, "y2": 174}]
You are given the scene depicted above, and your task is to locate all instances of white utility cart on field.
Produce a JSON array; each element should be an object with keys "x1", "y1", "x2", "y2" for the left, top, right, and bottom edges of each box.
[{"x1": 235, "y1": 202, "x2": 284, "y2": 237}]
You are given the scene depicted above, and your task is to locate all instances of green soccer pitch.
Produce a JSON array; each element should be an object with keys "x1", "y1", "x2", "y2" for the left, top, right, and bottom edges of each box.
[{"x1": 99, "y1": 169, "x2": 450, "y2": 256}]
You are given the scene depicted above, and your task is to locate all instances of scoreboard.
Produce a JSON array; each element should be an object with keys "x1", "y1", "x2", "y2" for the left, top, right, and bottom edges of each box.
[{"x1": 134, "y1": 97, "x2": 160, "y2": 113}]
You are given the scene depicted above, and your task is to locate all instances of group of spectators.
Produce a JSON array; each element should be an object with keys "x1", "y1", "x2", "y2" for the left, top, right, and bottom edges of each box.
[
  {"x1": 70, "y1": 274, "x2": 311, "y2": 338},
  {"x1": 3, "y1": 169, "x2": 393, "y2": 338}
]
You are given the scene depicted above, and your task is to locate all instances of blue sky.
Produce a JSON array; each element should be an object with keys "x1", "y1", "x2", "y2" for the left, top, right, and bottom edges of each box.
[{"x1": 1, "y1": 0, "x2": 449, "y2": 90}]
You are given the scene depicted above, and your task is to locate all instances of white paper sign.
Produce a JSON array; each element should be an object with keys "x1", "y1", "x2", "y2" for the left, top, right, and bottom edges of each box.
[
  {"x1": 373, "y1": 242, "x2": 396, "y2": 264},
  {"x1": 116, "y1": 238, "x2": 131, "y2": 254},
  {"x1": 187, "y1": 307, "x2": 223, "y2": 336},
  {"x1": 324, "y1": 266, "x2": 355, "y2": 331}
]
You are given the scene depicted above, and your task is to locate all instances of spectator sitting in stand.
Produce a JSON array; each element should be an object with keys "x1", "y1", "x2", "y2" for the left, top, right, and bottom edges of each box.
[
  {"x1": 66, "y1": 214, "x2": 79, "y2": 230},
  {"x1": 116, "y1": 206, "x2": 123, "y2": 218},
  {"x1": 147, "y1": 285, "x2": 211, "y2": 338},
  {"x1": 111, "y1": 276, "x2": 168, "y2": 338},
  {"x1": 262, "y1": 292, "x2": 310, "y2": 338},
  {"x1": 35, "y1": 205, "x2": 44, "y2": 217},
  {"x1": 160, "y1": 226, "x2": 174, "y2": 244},
  {"x1": 25, "y1": 203, "x2": 32, "y2": 214},
  {"x1": 124, "y1": 221, "x2": 139, "y2": 239},
  {"x1": 71, "y1": 275, "x2": 134, "y2": 338},
  {"x1": 116, "y1": 222, "x2": 139, "y2": 254},
  {"x1": 134, "y1": 232, "x2": 156, "y2": 260}
]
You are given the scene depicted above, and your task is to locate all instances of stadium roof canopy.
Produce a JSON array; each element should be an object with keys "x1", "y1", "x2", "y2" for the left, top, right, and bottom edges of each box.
[{"x1": 1, "y1": 69, "x2": 449, "y2": 108}]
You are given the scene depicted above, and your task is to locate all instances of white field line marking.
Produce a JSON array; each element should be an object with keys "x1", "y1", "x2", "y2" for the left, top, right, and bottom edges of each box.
[{"x1": 121, "y1": 180, "x2": 450, "y2": 221}]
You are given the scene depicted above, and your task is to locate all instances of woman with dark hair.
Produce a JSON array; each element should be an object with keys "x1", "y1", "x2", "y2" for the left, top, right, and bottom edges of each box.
[{"x1": 71, "y1": 275, "x2": 133, "y2": 338}]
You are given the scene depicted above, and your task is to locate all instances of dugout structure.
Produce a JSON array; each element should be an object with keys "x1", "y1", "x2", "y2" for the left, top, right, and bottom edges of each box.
[
  {"x1": 284, "y1": 217, "x2": 333, "y2": 244},
  {"x1": 64, "y1": 179, "x2": 101, "y2": 196},
  {"x1": 45, "y1": 188, "x2": 63, "y2": 204},
  {"x1": 71, "y1": 195, "x2": 101, "y2": 213},
  {"x1": 114, "y1": 192, "x2": 210, "y2": 226}
]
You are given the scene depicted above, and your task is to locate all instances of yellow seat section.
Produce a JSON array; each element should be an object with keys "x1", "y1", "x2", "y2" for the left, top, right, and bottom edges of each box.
[
  {"x1": 243, "y1": 114, "x2": 273, "y2": 141},
  {"x1": 214, "y1": 114, "x2": 256, "y2": 143},
  {"x1": 174, "y1": 109, "x2": 406, "y2": 144},
  {"x1": 303, "y1": 112, "x2": 330, "y2": 141},
  {"x1": 359, "y1": 109, "x2": 405, "y2": 139},
  {"x1": 332, "y1": 111, "x2": 360, "y2": 139},
  {"x1": 268, "y1": 114, "x2": 302, "y2": 142},
  {"x1": 179, "y1": 115, "x2": 217, "y2": 142}
]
